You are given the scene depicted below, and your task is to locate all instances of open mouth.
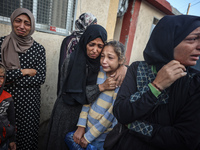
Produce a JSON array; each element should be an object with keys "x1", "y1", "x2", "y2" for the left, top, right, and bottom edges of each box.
[
  {"x1": 17, "y1": 30, "x2": 25, "y2": 34},
  {"x1": 191, "y1": 55, "x2": 200, "y2": 60}
]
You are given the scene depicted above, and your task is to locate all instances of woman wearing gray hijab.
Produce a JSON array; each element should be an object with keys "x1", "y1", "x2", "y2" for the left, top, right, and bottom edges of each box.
[{"x1": 0, "y1": 8, "x2": 46, "y2": 150}]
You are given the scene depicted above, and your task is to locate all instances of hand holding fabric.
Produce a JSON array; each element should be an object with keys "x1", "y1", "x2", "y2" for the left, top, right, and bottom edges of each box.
[
  {"x1": 73, "y1": 126, "x2": 85, "y2": 144},
  {"x1": 80, "y1": 137, "x2": 89, "y2": 148}
]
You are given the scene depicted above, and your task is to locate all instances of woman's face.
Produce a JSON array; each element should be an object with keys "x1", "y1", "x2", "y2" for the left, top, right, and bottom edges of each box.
[
  {"x1": 86, "y1": 38, "x2": 104, "y2": 59},
  {"x1": 174, "y1": 27, "x2": 200, "y2": 66},
  {"x1": 13, "y1": 14, "x2": 31, "y2": 37}
]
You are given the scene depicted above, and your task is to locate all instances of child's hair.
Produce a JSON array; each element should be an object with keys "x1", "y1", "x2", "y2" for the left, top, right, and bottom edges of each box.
[
  {"x1": 0, "y1": 64, "x2": 5, "y2": 74},
  {"x1": 104, "y1": 40, "x2": 126, "y2": 64}
]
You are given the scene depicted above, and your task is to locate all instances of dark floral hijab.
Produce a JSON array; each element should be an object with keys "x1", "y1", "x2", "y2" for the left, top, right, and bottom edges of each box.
[{"x1": 74, "y1": 12, "x2": 97, "y2": 36}]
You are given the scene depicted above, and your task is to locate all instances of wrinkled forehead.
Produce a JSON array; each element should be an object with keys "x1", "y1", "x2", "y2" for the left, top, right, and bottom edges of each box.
[{"x1": 14, "y1": 13, "x2": 31, "y2": 21}]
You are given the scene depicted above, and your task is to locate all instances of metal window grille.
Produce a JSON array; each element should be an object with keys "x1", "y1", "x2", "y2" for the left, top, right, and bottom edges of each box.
[{"x1": 0, "y1": 0, "x2": 76, "y2": 35}]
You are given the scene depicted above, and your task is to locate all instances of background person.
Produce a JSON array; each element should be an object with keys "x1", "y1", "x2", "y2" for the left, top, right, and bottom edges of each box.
[
  {"x1": 0, "y1": 8, "x2": 46, "y2": 150},
  {"x1": 57, "y1": 13, "x2": 97, "y2": 94},
  {"x1": 0, "y1": 63, "x2": 16, "y2": 150},
  {"x1": 113, "y1": 15, "x2": 200, "y2": 150}
]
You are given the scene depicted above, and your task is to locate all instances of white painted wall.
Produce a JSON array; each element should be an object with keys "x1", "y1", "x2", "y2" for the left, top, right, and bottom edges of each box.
[{"x1": 129, "y1": 0, "x2": 165, "y2": 64}]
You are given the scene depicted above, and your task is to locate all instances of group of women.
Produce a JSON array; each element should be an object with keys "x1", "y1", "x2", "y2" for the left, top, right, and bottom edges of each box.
[{"x1": 1, "y1": 7, "x2": 200, "y2": 150}]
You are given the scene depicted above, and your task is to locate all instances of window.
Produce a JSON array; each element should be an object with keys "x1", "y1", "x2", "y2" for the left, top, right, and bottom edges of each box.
[
  {"x1": 0, "y1": 0, "x2": 76, "y2": 35},
  {"x1": 150, "y1": 17, "x2": 159, "y2": 35}
]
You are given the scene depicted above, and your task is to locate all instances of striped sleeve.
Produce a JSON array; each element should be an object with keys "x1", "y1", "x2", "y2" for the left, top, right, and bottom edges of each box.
[
  {"x1": 84, "y1": 92, "x2": 118, "y2": 143},
  {"x1": 77, "y1": 104, "x2": 90, "y2": 127}
]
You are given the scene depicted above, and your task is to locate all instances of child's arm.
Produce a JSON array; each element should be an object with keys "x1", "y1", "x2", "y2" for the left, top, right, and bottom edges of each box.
[
  {"x1": 84, "y1": 92, "x2": 118, "y2": 143},
  {"x1": 6, "y1": 46, "x2": 46, "y2": 86},
  {"x1": 73, "y1": 104, "x2": 90, "y2": 144},
  {"x1": 86, "y1": 77, "x2": 116, "y2": 104},
  {"x1": 73, "y1": 126, "x2": 85, "y2": 144}
]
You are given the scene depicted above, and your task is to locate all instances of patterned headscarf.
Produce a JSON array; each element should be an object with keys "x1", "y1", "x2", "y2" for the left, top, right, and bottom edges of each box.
[
  {"x1": 1, "y1": 8, "x2": 35, "y2": 70},
  {"x1": 63, "y1": 13, "x2": 97, "y2": 56},
  {"x1": 74, "y1": 13, "x2": 97, "y2": 37}
]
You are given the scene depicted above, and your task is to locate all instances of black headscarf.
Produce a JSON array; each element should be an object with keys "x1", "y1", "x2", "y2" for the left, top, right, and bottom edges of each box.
[
  {"x1": 144, "y1": 15, "x2": 200, "y2": 70},
  {"x1": 63, "y1": 24, "x2": 107, "y2": 105},
  {"x1": 143, "y1": 15, "x2": 200, "y2": 120}
]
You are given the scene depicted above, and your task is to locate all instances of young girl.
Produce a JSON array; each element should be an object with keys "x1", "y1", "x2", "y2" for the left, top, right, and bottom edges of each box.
[{"x1": 72, "y1": 40, "x2": 126, "y2": 150}]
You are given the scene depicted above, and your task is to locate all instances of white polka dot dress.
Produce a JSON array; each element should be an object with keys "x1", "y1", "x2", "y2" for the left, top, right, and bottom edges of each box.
[{"x1": 0, "y1": 36, "x2": 46, "y2": 150}]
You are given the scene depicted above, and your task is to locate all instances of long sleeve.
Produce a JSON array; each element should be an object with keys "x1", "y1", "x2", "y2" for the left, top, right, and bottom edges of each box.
[
  {"x1": 113, "y1": 62, "x2": 158, "y2": 124},
  {"x1": 114, "y1": 61, "x2": 200, "y2": 149},
  {"x1": 86, "y1": 85, "x2": 101, "y2": 104},
  {"x1": 129, "y1": 86, "x2": 200, "y2": 150},
  {"x1": 77, "y1": 104, "x2": 91, "y2": 127},
  {"x1": 6, "y1": 43, "x2": 46, "y2": 87},
  {"x1": 84, "y1": 91, "x2": 118, "y2": 143}
]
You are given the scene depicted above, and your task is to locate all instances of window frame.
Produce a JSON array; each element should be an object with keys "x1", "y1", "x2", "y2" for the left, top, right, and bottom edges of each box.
[{"x1": 0, "y1": 0, "x2": 77, "y2": 36}]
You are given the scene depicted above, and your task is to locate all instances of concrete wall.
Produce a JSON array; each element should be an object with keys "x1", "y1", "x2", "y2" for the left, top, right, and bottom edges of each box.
[
  {"x1": 113, "y1": 16, "x2": 123, "y2": 41},
  {"x1": 129, "y1": 0, "x2": 165, "y2": 64},
  {"x1": 0, "y1": 23, "x2": 65, "y2": 124},
  {"x1": 76, "y1": 0, "x2": 119, "y2": 40}
]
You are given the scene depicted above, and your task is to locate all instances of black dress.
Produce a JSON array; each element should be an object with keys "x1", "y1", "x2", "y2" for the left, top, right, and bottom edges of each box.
[
  {"x1": 113, "y1": 61, "x2": 200, "y2": 150},
  {"x1": 0, "y1": 36, "x2": 46, "y2": 150}
]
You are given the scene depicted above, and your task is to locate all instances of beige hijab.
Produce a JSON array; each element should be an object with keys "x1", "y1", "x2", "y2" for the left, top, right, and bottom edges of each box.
[{"x1": 1, "y1": 8, "x2": 35, "y2": 70}]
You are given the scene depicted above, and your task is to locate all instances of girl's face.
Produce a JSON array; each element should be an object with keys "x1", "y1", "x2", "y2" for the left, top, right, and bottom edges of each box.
[
  {"x1": 100, "y1": 45, "x2": 122, "y2": 76},
  {"x1": 13, "y1": 14, "x2": 31, "y2": 37},
  {"x1": 86, "y1": 38, "x2": 104, "y2": 59},
  {"x1": 174, "y1": 27, "x2": 200, "y2": 66}
]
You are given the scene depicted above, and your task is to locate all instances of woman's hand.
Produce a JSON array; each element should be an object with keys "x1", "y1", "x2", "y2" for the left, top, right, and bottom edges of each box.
[
  {"x1": 73, "y1": 126, "x2": 85, "y2": 144},
  {"x1": 80, "y1": 137, "x2": 89, "y2": 148},
  {"x1": 110, "y1": 65, "x2": 127, "y2": 87},
  {"x1": 9, "y1": 142, "x2": 16, "y2": 150},
  {"x1": 99, "y1": 77, "x2": 117, "y2": 92},
  {"x1": 21, "y1": 69, "x2": 37, "y2": 76},
  {"x1": 153, "y1": 60, "x2": 187, "y2": 91}
]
